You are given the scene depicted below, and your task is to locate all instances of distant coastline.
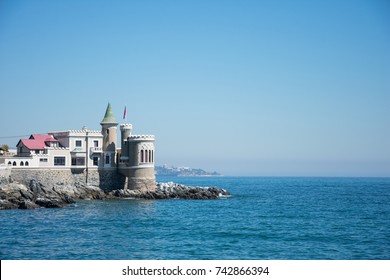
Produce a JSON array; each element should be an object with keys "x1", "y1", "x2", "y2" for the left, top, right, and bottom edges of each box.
[{"x1": 155, "y1": 165, "x2": 222, "y2": 177}]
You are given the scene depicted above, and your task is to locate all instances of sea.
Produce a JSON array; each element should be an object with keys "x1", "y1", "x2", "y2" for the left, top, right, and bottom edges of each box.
[{"x1": 1, "y1": 176, "x2": 389, "y2": 260}]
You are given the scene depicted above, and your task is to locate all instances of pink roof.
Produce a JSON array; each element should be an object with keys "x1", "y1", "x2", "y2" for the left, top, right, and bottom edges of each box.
[
  {"x1": 30, "y1": 134, "x2": 58, "y2": 142},
  {"x1": 18, "y1": 134, "x2": 58, "y2": 150}
]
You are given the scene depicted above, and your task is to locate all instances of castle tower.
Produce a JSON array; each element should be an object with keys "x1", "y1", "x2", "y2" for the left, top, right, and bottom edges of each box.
[
  {"x1": 119, "y1": 135, "x2": 156, "y2": 192},
  {"x1": 120, "y1": 124, "x2": 132, "y2": 148},
  {"x1": 100, "y1": 103, "x2": 118, "y2": 168}
]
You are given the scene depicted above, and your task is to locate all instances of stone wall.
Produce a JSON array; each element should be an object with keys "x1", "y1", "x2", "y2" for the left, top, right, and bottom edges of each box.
[
  {"x1": 0, "y1": 166, "x2": 11, "y2": 184},
  {"x1": 98, "y1": 169, "x2": 127, "y2": 191},
  {"x1": 9, "y1": 168, "x2": 127, "y2": 191},
  {"x1": 119, "y1": 166, "x2": 156, "y2": 192},
  {"x1": 127, "y1": 177, "x2": 156, "y2": 192}
]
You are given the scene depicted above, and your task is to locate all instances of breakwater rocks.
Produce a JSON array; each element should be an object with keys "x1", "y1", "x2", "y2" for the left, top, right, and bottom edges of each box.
[
  {"x1": 0, "y1": 180, "x2": 231, "y2": 210},
  {"x1": 112, "y1": 182, "x2": 231, "y2": 200},
  {"x1": 0, "y1": 180, "x2": 106, "y2": 210}
]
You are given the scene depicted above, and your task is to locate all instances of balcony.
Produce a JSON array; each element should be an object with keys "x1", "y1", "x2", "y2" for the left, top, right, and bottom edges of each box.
[{"x1": 90, "y1": 147, "x2": 103, "y2": 154}]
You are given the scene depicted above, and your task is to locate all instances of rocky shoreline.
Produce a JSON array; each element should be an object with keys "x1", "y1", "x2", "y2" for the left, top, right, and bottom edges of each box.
[{"x1": 0, "y1": 180, "x2": 231, "y2": 210}]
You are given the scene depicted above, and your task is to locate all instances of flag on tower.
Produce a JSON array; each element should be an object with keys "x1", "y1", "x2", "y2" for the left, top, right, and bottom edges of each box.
[{"x1": 123, "y1": 106, "x2": 127, "y2": 120}]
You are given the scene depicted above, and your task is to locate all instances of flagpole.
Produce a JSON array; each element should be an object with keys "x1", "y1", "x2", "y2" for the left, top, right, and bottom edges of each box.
[{"x1": 123, "y1": 105, "x2": 127, "y2": 123}]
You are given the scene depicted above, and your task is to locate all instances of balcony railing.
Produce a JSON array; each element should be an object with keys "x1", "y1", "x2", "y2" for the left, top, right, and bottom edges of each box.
[{"x1": 90, "y1": 147, "x2": 103, "y2": 153}]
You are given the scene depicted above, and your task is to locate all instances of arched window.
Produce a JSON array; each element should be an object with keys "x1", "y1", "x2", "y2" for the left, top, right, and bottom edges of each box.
[
  {"x1": 140, "y1": 150, "x2": 144, "y2": 163},
  {"x1": 25, "y1": 161, "x2": 29, "y2": 166},
  {"x1": 20, "y1": 161, "x2": 24, "y2": 166},
  {"x1": 8, "y1": 161, "x2": 11, "y2": 166},
  {"x1": 13, "y1": 161, "x2": 16, "y2": 166},
  {"x1": 151, "y1": 150, "x2": 154, "y2": 162}
]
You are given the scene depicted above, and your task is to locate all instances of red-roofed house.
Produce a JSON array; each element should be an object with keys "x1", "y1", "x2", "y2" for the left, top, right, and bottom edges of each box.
[{"x1": 16, "y1": 134, "x2": 60, "y2": 157}]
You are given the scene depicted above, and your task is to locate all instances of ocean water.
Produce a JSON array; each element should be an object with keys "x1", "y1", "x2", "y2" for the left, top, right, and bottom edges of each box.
[{"x1": 0, "y1": 176, "x2": 389, "y2": 260}]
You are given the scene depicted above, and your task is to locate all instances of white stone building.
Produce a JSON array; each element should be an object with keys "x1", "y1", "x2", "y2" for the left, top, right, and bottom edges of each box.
[{"x1": 6, "y1": 129, "x2": 103, "y2": 169}]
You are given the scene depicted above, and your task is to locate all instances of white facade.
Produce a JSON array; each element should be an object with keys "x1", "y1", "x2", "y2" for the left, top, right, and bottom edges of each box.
[
  {"x1": 50, "y1": 129, "x2": 103, "y2": 168},
  {"x1": 4, "y1": 129, "x2": 103, "y2": 169}
]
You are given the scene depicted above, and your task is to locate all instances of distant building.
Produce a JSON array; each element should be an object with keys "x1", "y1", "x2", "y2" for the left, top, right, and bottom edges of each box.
[{"x1": 3, "y1": 103, "x2": 156, "y2": 191}]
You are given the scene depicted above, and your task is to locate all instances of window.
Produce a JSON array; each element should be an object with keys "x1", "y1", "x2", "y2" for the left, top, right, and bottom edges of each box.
[
  {"x1": 54, "y1": 157, "x2": 66, "y2": 166},
  {"x1": 40, "y1": 158, "x2": 48, "y2": 162},
  {"x1": 94, "y1": 140, "x2": 99, "y2": 147},
  {"x1": 75, "y1": 140, "x2": 82, "y2": 147},
  {"x1": 20, "y1": 161, "x2": 24, "y2": 166},
  {"x1": 105, "y1": 154, "x2": 110, "y2": 164},
  {"x1": 147, "y1": 150, "x2": 153, "y2": 163},
  {"x1": 71, "y1": 157, "x2": 85, "y2": 166},
  {"x1": 25, "y1": 161, "x2": 29, "y2": 166},
  {"x1": 8, "y1": 161, "x2": 11, "y2": 166},
  {"x1": 140, "y1": 149, "x2": 154, "y2": 163},
  {"x1": 93, "y1": 157, "x2": 99, "y2": 166},
  {"x1": 13, "y1": 161, "x2": 16, "y2": 166}
]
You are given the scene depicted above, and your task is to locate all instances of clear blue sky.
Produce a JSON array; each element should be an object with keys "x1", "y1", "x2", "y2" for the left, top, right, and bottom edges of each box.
[{"x1": 0, "y1": 0, "x2": 389, "y2": 176}]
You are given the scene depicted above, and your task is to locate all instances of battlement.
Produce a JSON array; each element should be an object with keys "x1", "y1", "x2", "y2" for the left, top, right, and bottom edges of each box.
[
  {"x1": 127, "y1": 135, "x2": 155, "y2": 142},
  {"x1": 120, "y1": 124, "x2": 133, "y2": 130},
  {"x1": 49, "y1": 130, "x2": 102, "y2": 136},
  {"x1": 51, "y1": 147, "x2": 69, "y2": 150},
  {"x1": 69, "y1": 130, "x2": 101, "y2": 134}
]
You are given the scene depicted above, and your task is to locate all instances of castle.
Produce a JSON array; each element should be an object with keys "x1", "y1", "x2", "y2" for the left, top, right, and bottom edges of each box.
[{"x1": 0, "y1": 103, "x2": 156, "y2": 192}]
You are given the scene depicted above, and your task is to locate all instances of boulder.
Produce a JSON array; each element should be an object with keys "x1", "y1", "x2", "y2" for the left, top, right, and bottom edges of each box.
[
  {"x1": 18, "y1": 200, "x2": 39, "y2": 209},
  {"x1": 29, "y1": 179, "x2": 47, "y2": 196},
  {"x1": 0, "y1": 199, "x2": 18, "y2": 210},
  {"x1": 20, "y1": 189, "x2": 34, "y2": 201},
  {"x1": 35, "y1": 197, "x2": 66, "y2": 208}
]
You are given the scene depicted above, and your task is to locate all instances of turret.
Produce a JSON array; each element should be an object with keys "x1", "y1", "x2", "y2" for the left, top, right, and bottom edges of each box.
[
  {"x1": 119, "y1": 134, "x2": 156, "y2": 192},
  {"x1": 100, "y1": 103, "x2": 118, "y2": 168},
  {"x1": 120, "y1": 124, "x2": 132, "y2": 148}
]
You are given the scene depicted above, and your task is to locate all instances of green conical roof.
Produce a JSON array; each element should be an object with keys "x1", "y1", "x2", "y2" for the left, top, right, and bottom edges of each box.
[{"x1": 100, "y1": 102, "x2": 118, "y2": 125}]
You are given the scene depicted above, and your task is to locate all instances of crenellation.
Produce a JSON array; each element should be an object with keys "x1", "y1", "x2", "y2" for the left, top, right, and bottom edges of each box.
[
  {"x1": 127, "y1": 135, "x2": 155, "y2": 140},
  {"x1": 51, "y1": 147, "x2": 69, "y2": 150},
  {"x1": 120, "y1": 124, "x2": 133, "y2": 129}
]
